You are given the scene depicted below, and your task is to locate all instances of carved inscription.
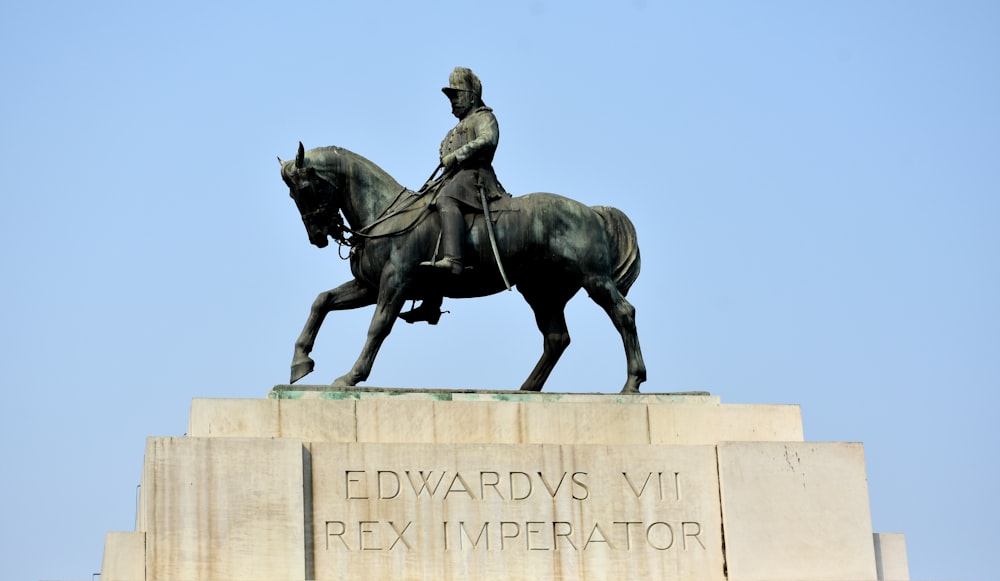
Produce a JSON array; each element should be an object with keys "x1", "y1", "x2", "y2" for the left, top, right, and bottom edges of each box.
[
  {"x1": 345, "y1": 470, "x2": 590, "y2": 501},
  {"x1": 622, "y1": 471, "x2": 682, "y2": 501},
  {"x1": 324, "y1": 468, "x2": 706, "y2": 553},
  {"x1": 310, "y1": 443, "x2": 725, "y2": 579},
  {"x1": 440, "y1": 520, "x2": 705, "y2": 551},
  {"x1": 324, "y1": 520, "x2": 413, "y2": 551}
]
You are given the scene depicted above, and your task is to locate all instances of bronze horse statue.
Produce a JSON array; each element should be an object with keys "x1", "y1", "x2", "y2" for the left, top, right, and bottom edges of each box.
[{"x1": 280, "y1": 143, "x2": 646, "y2": 393}]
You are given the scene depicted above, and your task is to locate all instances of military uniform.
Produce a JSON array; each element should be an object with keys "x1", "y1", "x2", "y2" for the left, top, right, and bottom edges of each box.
[
  {"x1": 419, "y1": 67, "x2": 507, "y2": 277},
  {"x1": 438, "y1": 105, "x2": 507, "y2": 209},
  {"x1": 405, "y1": 67, "x2": 504, "y2": 322}
]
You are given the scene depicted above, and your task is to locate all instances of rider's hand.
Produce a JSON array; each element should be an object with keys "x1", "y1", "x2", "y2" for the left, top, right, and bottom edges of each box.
[{"x1": 442, "y1": 153, "x2": 458, "y2": 171}]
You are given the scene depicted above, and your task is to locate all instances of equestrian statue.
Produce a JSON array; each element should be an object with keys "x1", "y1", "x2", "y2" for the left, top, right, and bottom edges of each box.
[{"x1": 279, "y1": 67, "x2": 646, "y2": 393}]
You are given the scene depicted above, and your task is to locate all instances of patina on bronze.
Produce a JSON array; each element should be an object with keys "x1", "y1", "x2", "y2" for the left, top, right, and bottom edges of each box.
[{"x1": 279, "y1": 68, "x2": 646, "y2": 393}]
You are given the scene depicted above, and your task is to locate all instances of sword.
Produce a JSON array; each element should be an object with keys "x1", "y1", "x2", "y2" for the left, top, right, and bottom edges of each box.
[{"x1": 479, "y1": 185, "x2": 512, "y2": 291}]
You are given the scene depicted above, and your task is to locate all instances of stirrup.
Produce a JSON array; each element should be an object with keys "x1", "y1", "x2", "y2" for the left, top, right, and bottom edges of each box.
[
  {"x1": 399, "y1": 305, "x2": 445, "y2": 325},
  {"x1": 419, "y1": 256, "x2": 463, "y2": 275}
]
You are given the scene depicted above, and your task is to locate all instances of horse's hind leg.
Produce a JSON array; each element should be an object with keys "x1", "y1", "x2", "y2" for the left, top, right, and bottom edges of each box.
[
  {"x1": 291, "y1": 279, "x2": 376, "y2": 383},
  {"x1": 583, "y1": 275, "x2": 647, "y2": 393},
  {"x1": 519, "y1": 285, "x2": 578, "y2": 392}
]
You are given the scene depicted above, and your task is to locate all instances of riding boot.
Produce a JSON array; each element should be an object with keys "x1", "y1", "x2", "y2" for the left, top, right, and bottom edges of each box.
[
  {"x1": 421, "y1": 203, "x2": 464, "y2": 275},
  {"x1": 399, "y1": 298, "x2": 445, "y2": 325}
]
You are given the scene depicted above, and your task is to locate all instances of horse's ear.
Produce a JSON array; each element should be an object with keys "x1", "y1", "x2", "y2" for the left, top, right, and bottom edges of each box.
[
  {"x1": 277, "y1": 156, "x2": 284, "y2": 165},
  {"x1": 296, "y1": 142, "x2": 305, "y2": 168}
]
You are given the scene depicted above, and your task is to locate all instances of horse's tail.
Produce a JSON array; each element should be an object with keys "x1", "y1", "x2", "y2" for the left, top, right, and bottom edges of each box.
[{"x1": 592, "y1": 205, "x2": 641, "y2": 296}]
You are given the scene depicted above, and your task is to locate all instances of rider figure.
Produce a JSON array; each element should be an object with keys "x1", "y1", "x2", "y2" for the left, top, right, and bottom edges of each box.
[
  {"x1": 421, "y1": 66, "x2": 507, "y2": 274},
  {"x1": 402, "y1": 67, "x2": 507, "y2": 325}
]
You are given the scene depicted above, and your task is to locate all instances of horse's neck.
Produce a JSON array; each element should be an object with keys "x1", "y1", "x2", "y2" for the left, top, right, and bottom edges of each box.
[{"x1": 335, "y1": 153, "x2": 404, "y2": 230}]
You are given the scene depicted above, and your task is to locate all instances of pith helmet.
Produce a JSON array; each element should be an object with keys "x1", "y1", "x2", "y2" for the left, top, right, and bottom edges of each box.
[{"x1": 442, "y1": 67, "x2": 482, "y2": 98}]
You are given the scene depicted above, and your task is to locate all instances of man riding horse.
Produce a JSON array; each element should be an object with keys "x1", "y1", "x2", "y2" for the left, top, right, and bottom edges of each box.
[
  {"x1": 425, "y1": 65, "x2": 508, "y2": 272},
  {"x1": 402, "y1": 66, "x2": 510, "y2": 324},
  {"x1": 279, "y1": 67, "x2": 647, "y2": 392}
]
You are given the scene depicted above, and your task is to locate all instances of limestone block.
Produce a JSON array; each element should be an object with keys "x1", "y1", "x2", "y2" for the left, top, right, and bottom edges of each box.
[
  {"x1": 354, "y1": 398, "x2": 652, "y2": 445},
  {"x1": 188, "y1": 398, "x2": 357, "y2": 441},
  {"x1": 308, "y1": 441, "x2": 725, "y2": 581},
  {"x1": 649, "y1": 403, "x2": 804, "y2": 444},
  {"x1": 874, "y1": 532, "x2": 910, "y2": 580},
  {"x1": 187, "y1": 398, "x2": 278, "y2": 437},
  {"x1": 356, "y1": 397, "x2": 524, "y2": 443},
  {"x1": 139, "y1": 436, "x2": 305, "y2": 581},
  {"x1": 278, "y1": 398, "x2": 357, "y2": 441},
  {"x1": 100, "y1": 531, "x2": 145, "y2": 581},
  {"x1": 519, "y1": 400, "x2": 652, "y2": 444},
  {"x1": 718, "y1": 441, "x2": 878, "y2": 581}
]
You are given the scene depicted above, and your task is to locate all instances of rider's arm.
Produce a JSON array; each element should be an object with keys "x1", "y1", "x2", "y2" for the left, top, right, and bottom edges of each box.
[{"x1": 450, "y1": 110, "x2": 499, "y2": 166}]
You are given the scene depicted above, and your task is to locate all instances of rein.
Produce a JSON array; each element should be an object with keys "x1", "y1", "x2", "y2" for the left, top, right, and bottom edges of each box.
[
  {"x1": 350, "y1": 166, "x2": 451, "y2": 238},
  {"x1": 319, "y1": 182, "x2": 436, "y2": 255}
]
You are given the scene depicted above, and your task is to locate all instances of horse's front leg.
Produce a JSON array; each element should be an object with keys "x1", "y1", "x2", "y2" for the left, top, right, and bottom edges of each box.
[
  {"x1": 291, "y1": 279, "x2": 376, "y2": 383},
  {"x1": 332, "y1": 266, "x2": 409, "y2": 387}
]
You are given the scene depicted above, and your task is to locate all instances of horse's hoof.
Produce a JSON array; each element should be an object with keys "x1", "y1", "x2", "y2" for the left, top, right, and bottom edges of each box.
[
  {"x1": 290, "y1": 358, "x2": 315, "y2": 383},
  {"x1": 620, "y1": 379, "x2": 642, "y2": 394},
  {"x1": 332, "y1": 374, "x2": 358, "y2": 388},
  {"x1": 518, "y1": 379, "x2": 543, "y2": 392}
]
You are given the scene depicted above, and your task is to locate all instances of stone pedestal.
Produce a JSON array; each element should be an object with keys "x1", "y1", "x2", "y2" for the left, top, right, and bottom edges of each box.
[{"x1": 100, "y1": 387, "x2": 909, "y2": 580}]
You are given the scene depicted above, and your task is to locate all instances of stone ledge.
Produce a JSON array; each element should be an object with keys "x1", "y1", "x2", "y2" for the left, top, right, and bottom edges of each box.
[
  {"x1": 187, "y1": 389, "x2": 803, "y2": 445},
  {"x1": 268, "y1": 384, "x2": 715, "y2": 403}
]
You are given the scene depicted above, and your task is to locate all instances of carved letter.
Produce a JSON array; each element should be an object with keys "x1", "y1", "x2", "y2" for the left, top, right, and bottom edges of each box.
[
  {"x1": 583, "y1": 522, "x2": 613, "y2": 550},
  {"x1": 614, "y1": 521, "x2": 643, "y2": 550},
  {"x1": 526, "y1": 521, "x2": 549, "y2": 550},
  {"x1": 480, "y1": 471, "x2": 504, "y2": 500},
  {"x1": 622, "y1": 472, "x2": 654, "y2": 498},
  {"x1": 500, "y1": 521, "x2": 521, "y2": 550},
  {"x1": 388, "y1": 521, "x2": 413, "y2": 550},
  {"x1": 443, "y1": 472, "x2": 476, "y2": 500},
  {"x1": 405, "y1": 470, "x2": 447, "y2": 497},
  {"x1": 460, "y1": 521, "x2": 490, "y2": 550},
  {"x1": 325, "y1": 520, "x2": 349, "y2": 550},
  {"x1": 345, "y1": 470, "x2": 368, "y2": 499},
  {"x1": 682, "y1": 521, "x2": 706, "y2": 550},
  {"x1": 358, "y1": 520, "x2": 380, "y2": 550},
  {"x1": 510, "y1": 471, "x2": 532, "y2": 500},
  {"x1": 378, "y1": 470, "x2": 401, "y2": 500},
  {"x1": 646, "y1": 522, "x2": 674, "y2": 550},
  {"x1": 553, "y1": 521, "x2": 577, "y2": 550},
  {"x1": 571, "y1": 472, "x2": 590, "y2": 500},
  {"x1": 537, "y1": 472, "x2": 567, "y2": 497}
]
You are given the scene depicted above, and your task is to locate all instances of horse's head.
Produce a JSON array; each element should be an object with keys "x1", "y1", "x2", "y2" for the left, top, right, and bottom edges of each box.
[{"x1": 281, "y1": 142, "x2": 344, "y2": 248}]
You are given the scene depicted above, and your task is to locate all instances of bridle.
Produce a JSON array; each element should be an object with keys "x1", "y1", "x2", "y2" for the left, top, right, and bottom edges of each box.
[
  {"x1": 285, "y1": 143, "x2": 438, "y2": 255},
  {"x1": 288, "y1": 163, "x2": 433, "y2": 259}
]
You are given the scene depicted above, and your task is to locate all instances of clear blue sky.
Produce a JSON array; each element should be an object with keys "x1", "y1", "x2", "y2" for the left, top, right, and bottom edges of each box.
[{"x1": 2, "y1": 1, "x2": 997, "y2": 580}]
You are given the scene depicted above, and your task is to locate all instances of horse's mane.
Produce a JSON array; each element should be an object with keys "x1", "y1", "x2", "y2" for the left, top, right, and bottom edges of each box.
[{"x1": 289, "y1": 145, "x2": 404, "y2": 193}]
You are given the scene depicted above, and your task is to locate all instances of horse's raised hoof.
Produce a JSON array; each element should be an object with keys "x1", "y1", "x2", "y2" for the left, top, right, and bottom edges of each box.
[{"x1": 290, "y1": 358, "x2": 315, "y2": 384}]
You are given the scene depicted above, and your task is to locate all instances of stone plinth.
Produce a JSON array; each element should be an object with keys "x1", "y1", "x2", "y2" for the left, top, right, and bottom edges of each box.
[
  {"x1": 188, "y1": 388, "x2": 804, "y2": 445},
  {"x1": 138, "y1": 437, "x2": 306, "y2": 580},
  {"x1": 718, "y1": 442, "x2": 877, "y2": 580},
  {"x1": 99, "y1": 387, "x2": 907, "y2": 581}
]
